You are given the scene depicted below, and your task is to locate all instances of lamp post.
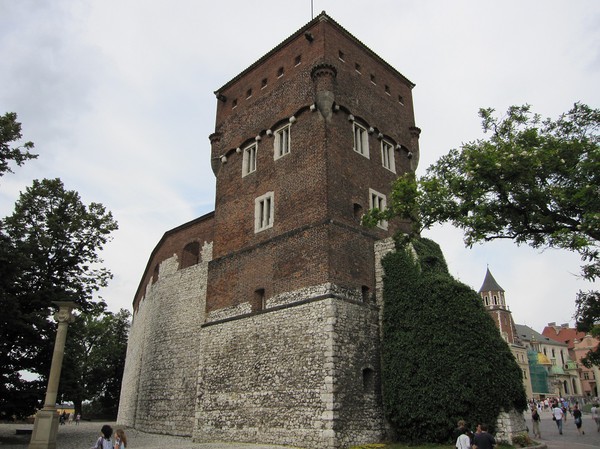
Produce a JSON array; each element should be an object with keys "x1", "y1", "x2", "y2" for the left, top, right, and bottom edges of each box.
[{"x1": 28, "y1": 301, "x2": 77, "y2": 449}]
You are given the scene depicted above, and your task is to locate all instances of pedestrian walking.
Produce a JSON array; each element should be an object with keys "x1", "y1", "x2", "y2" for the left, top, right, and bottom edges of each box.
[
  {"x1": 552, "y1": 403, "x2": 564, "y2": 435},
  {"x1": 90, "y1": 424, "x2": 113, "y2": 449},
  {"x1": 531, "y1": 407, "x2": 541, "y2": 438},
  {"x1": 573, "y1": 404, "x2": 585, "y2": 435},
  {"x1": 592, "y1": 403, "x2": 600, "y2": 432},
  {"x1": 114, "y1": 428, "x2": 127, "y2": 449}
]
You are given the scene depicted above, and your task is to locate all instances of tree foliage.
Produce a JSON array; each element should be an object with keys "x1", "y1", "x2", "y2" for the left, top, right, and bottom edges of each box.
[
  {"x1": 364, "y1": 103, "x2": 600, "y2": 367},
  {"x1": 3, "y1": 178, "x2": 118, "y2": 308},
  {"x1": 59, "y1": 309, "x2": 131, "y2": 418},
  {"x1": 574, "y1": 290, "x2": 600, "y2": 367},
  {"x1": 366, "y1": 103, "x2": 599, "y2": 280},
  {"x1": 381, "y1": 238, "x2": 527, "y2": 443},
  {"x1": 0, "y1": 177, "x2": 118, "y2": 419},
  {"x1": 0, "y1": 112, "x2": 37, "y2": 178}
]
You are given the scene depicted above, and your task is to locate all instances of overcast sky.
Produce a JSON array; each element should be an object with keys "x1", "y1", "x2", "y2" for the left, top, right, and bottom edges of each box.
[{"x1": 1, "y1": 0, "x2": 598, "y2": 332}]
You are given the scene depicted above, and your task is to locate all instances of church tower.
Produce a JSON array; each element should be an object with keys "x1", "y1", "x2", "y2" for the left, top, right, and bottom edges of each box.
[
  {"x1": 478, "y1": 268, "x2": 519, "y2": 344},
  {"x1": 478, "y1": 268, "x2": 532, "y2": 398}
]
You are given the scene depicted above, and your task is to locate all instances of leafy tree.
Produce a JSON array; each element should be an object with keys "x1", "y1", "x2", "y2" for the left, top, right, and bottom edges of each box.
[
  {"x1": 0, "y1": 112, "x2": 41, "y2": 419},
  {"x1": 59, "y1": 308, "x2": 131, "y2": 417},
  {"x1": 0, "y1": 178, "x2": 118, "y2": 419},
  {"x1": 365, "y1": 103, "x2": 600, "y2": 367},
  {"x1": 0, "y1": 112, "x2": 37, "y2": 178},
  {"x1": 574, "y1": 290, "x2": 600, "y2": 367},
  {"x1": 381, "y1": 238, "x2": 527, "y2": 443},
  {"x1": 366, "y1": 103, "x2": 599, "y2": 281}
]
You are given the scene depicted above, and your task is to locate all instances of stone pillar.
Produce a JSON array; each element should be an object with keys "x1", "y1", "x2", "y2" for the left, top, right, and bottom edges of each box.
[{"x1": 29, "y1": 302, "x2": 77, "y2": 449}]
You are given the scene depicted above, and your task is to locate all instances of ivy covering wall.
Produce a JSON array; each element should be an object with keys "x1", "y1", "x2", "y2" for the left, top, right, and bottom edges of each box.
[{"x1": 381, "y1": 238, "x2": 527, "y2": 443}]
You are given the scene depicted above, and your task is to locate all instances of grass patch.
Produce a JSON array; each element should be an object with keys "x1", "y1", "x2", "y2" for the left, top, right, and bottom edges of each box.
[{"x1": 349, "y1": 444, "x2": 517, "y2": 449}]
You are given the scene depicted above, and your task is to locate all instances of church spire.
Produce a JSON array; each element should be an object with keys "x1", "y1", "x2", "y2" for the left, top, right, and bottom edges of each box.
[{"x1": 478, "y1": 267, "x2": 504, "y2": 293}]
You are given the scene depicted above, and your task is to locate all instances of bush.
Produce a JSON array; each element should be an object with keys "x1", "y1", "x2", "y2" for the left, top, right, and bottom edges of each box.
[
  {"x1": 511, "y1": 433, "x2": 534, "y2": 447},
  {"x1": 381, "y1": 238, "x2": 527, "y2": 443}
]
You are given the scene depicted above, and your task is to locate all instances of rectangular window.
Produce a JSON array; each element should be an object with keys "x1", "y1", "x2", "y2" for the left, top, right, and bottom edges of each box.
[
  {"x1": 243, "y1": 143, "x2": 257, "y2": 176},
  {"x1": 274, "y1": 124, "x2": 291, "y2": 159},
  {"x1": 381, "y1": 140, "x2": 395, "y2": 172},
  {"x1": 369, "y1": 188, "x2": 387, "y2": 230},
  {"x1": 255, "y1": 192, "x2": 274, "y2": 232},
  {"x1": 353, "y1": 122, "x2": 369, "y2": 158}
]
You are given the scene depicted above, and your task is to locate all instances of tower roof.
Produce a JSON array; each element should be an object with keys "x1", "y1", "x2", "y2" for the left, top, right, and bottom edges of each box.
[
  {"x1": 478, "y1": 268, "x2": 504, "y2": 293},
  {"x1": 214, "y1": 11, "x2": 415, "y2": 95}
]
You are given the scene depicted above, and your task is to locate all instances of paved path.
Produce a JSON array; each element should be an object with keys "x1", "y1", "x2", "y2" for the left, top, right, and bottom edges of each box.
[
  {"x1": 526, "y1": 409, "x2": 600, "y2": 449},
  {"x1": 0, "y1": 421, "x2": 302, "y2": 449},
  {"x1": 1, "y1": 411, "x2": 599, "y2": 448}
]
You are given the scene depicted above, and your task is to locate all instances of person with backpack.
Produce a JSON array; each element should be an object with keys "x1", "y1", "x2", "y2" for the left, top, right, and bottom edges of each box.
[{"x1": 91, "y1": 424, "x2": 113, "y2": 449}]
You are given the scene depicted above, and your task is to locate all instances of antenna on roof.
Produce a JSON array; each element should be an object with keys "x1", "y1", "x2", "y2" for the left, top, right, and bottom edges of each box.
[{"x1": 311, "y1": 0, "x2": 314, "y2": 19}]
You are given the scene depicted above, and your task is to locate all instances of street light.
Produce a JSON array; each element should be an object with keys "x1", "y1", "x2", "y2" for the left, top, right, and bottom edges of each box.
[{"x1": 28, "y1": 301, "x2": 77, "y2": 449}]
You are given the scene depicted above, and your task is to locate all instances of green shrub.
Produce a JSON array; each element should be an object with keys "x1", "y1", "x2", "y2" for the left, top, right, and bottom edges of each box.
[
  {"x1": 510, "y1": 432, "x2": 533, "y2": 447},
  {"x1": 381, "y1": 238, "x2": 527, "y2": 443}
]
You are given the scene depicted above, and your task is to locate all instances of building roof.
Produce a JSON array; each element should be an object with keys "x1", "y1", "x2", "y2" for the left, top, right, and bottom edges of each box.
[
  {"x1": 215, "y1": 11, "x2": 416, "y2": 95},
  {"x1": 537, "y1": 353, "x2": 552, "y2": 365},
  {"x1": 515, "y1": 324, "x2": 568, "y2": 347},
  {"x1": 478, "y1": 268, "x2": 504, "y2": 293},
  {"x1": 541, "y1": 323, "x2": 586, "y2": 350}
]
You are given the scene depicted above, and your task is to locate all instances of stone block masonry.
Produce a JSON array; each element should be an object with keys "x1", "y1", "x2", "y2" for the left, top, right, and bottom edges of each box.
[
  {"x1": 117, "y1": 243, "x2": 212, "y2": 436},
  {"x1": 194, "y1": 293, "x2": 384, "y2": 449}
]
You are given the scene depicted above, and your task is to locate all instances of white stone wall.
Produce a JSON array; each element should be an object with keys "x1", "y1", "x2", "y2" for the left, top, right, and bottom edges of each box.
[
  {"x1": 194, "y1": 294, "x2": 384, "y2": 449},
  {"x1": 116, "y1": 287, "x2": 147, "y2": 427},
  {"x1": 117, "y1": 243, "x2": 212, "y2": 435},
  {"x1": 495, "y1": 409, "x2": 528, "y2": 444}
]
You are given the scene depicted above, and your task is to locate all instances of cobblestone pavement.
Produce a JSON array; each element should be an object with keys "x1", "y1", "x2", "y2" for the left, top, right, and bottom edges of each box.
[
  {"x1": 3, "y1": 411, "x2": 600, "y2": 449},
  {"x1": 0, "y1": 421, "x2": 302, "y2": 449},
  {"x1": 527, "y1": 409, "x2": 600, "y2": 449}
]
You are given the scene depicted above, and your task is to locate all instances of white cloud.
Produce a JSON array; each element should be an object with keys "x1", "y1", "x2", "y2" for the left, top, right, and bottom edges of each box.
[{"x1": 0, "y1": 0, "x2": 598, "y2": 333}]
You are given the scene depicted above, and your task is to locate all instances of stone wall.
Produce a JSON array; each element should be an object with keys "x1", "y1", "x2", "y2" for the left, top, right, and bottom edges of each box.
[
  {"x1": 117, "y1": 243, "x2": 212, "y2": 435},
  {"x1": 495, "y1": 409, "x2": 528, "y2": 444},
  {"x1": 194, "y1": 291, "x2": 384, "y2": 449}
]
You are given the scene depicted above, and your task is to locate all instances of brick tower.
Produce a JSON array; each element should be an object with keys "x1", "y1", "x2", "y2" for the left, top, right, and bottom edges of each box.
[
  {"x1": 205, "y1": 13, "x2": 419, "y2": 316},
  {"x1": 118, "y1": 12, "x2": 420, "y2": 449}
]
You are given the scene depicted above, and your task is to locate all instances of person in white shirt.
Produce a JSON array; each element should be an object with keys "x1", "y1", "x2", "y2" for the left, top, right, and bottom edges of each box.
[
  {"x1": 591, "y1": 403, "x2": 600, "y2": 432},
  {"x1": 455, "y1": 429, "x2": 471, "y2": 449},
  {"x1": 552, "y1": 404, "x2": 564, "y2": 435}
]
